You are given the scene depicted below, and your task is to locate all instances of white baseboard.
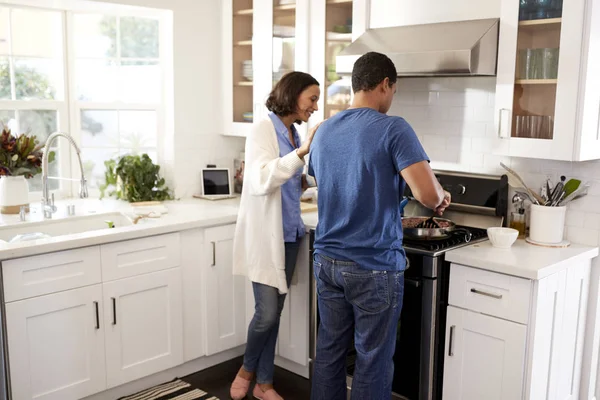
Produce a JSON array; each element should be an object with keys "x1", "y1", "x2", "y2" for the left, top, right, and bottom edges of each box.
[
  {"x1": 82, "y1": 346, "x2": 245, "y2": 400},
  {"x1": 274, "y1": 356, "x2": 309, "y2": 379}
]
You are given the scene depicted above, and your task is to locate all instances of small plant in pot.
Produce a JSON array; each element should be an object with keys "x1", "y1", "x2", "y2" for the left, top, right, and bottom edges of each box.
[
  {"x1": 0, "y1": 125, "x2": 55, "y2": 214},
  {"x1": 99, "y1": 153, "x2": 174, "y2": 203}
]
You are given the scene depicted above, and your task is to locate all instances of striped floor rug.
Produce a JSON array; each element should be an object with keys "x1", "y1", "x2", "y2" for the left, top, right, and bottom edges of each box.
[{"x1": 118, "y1": 378, "x2": 219, "y2": 400}]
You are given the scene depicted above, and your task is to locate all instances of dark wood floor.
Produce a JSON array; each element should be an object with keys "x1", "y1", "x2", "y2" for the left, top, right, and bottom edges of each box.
[{"x1": 183, "y1": 356, "x2": 311, "y2": 399}]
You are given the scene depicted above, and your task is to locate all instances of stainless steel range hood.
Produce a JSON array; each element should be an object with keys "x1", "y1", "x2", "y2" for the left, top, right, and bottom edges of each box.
[{"x1": 336, "y1": 18, "x2": 499, "y2": 77}]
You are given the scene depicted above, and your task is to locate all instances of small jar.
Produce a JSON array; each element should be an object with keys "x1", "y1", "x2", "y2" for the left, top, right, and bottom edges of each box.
[{"x1": 510, "y1": 211, "x2": 526, "y2": 239}]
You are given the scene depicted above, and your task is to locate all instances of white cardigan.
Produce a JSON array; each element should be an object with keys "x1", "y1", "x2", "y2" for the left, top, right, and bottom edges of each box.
[{"x1": 232, "y1": 118, "x2": 306, "y2": 295}]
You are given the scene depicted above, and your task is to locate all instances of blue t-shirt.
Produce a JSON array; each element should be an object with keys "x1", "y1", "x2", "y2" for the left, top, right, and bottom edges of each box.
[{"x1": 308, "y1": 108, "x2": 429, "y2": 271}]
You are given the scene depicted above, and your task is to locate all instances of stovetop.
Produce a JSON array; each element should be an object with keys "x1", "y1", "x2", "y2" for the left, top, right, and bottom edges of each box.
[{"x1": 403, "y1": 225, "x2": 488, "y2": 257}]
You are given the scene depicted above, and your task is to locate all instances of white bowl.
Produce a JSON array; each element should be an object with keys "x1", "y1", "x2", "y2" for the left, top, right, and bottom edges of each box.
[{"x1": 487, "y1": 227, "x2": 518, "y2": 249}]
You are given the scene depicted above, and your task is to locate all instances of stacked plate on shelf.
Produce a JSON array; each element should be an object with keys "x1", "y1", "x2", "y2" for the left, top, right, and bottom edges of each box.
[{"x1": 242, "y1": 60, "x2": 253, "y2": 81}]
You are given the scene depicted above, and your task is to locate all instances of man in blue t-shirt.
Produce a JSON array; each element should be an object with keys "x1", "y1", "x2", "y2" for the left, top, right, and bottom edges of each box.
[{"x1": 309, "y1": 52, "x2": 451, "y2": 400}]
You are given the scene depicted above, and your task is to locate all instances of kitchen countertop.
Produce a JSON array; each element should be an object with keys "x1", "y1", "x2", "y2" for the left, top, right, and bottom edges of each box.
[
  {"x1": 446, "y1": 239, "x2": 599, "y2": 280},
  {"x1": 3, "y1": 198, "x2": 597, "y2": 279},
  {"x1": 0, "y1": 198, "x2": 320, "y2": 261}
]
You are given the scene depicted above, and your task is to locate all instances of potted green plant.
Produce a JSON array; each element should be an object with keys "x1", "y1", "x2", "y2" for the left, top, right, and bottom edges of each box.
[
  {"x1": 99, "y1": 153, "x2": 174, "y2": 203},
  {"x1": 0, "y1": 126, "x2": 55, "y2": 214}
]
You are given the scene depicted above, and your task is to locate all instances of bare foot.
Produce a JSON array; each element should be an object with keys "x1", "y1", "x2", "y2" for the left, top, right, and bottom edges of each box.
[{"x1": 237, "y1": 366, "x2": 254, "y2": 381}]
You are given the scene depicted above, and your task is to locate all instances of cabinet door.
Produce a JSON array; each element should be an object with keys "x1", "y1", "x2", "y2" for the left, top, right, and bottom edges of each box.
[
  {"x1": 204, "y1": 224, "x2": 246, "y2": 355},
  {"x1": 493, "y1": 0, "x2": 587, "y2": 160},
  {"x1": 222, "y1": 0, "x2": 257, "y2": 137},
  {"x1": 443, "y1": 306, "x2": 526, "y2": 400},
  {"x1": 103, "y1": 268, "x2": 183, "y2": 388},
  {"x1": 6, "y1": 285, "x2": 106, "y2": 400},
  {"x1": 277, "y1": 235, "x2": 309, "y2": 366}
]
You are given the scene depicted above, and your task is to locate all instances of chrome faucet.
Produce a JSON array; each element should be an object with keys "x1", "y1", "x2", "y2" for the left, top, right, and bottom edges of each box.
[{"x1": 41, "y1": 132, "x2": 88, "y2": 218}]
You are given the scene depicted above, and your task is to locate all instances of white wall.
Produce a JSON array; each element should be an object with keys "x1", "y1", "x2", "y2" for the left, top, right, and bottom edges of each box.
[
  {"x1": 92, "y1": 0, "x2": 245, "y2": 198},
  {"x1": 369, "y1": 0, "x2": 500, "y2": 29}
]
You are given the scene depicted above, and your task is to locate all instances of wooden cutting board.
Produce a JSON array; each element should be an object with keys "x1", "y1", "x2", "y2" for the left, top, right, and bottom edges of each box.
[{"x1": 300, "y1": 201, "x2": 318, "y2": 214}]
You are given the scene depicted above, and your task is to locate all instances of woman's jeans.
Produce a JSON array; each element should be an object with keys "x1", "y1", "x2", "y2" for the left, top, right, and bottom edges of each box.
[{"x1": 242, "y1": 240, "x2": 301, "y2": 384}]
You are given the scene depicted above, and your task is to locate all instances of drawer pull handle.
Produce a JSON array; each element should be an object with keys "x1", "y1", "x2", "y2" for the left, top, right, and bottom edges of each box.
[
  {"x1": 470, "y1": 288, "x2": 503, "y2": 299},
  {"x1": 94, "y1": 301, "x2": 100, "y2": 330},
  {"x1": 449, "y1": 325, "x2": 455, "y2": 356},
  {"x1": 211, "y1": 242, "x2": 216, "y2": 266},
  {"x1": 112, "y1": 297, "x2": 117, "y2": 325}
]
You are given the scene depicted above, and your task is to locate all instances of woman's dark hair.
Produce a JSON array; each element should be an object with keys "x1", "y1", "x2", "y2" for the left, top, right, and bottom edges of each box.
[
  {"x1": 265, "y1": 71, "x2": 319, "y2": 119},
  {"x1": 351, "y1": 52, "x2": 397, "y2": 93}
]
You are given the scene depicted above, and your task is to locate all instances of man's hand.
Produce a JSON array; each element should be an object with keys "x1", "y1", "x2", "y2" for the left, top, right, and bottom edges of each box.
[{"x1": 434, "y1": 190, "x2": 451, "y2": 215}]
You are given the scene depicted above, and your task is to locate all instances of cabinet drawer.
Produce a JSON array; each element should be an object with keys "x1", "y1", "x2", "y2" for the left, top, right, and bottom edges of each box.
[
  {"x1": 101, "y1": 233, "x2": 180, "y2": 281},
  {"x1": 449, "y1": 264, "x2": 532, "y2": 324},
  {"x1": 2, "y1": 246, "x2": 102, "y2": 302}
]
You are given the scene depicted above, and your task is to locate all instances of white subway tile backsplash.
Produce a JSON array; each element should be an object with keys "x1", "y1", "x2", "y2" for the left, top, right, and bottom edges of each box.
[
  {"x1": 566, "y1": 210, "x2": 586, "y2": 228},
  {"x1": 567, "y1": 227, "x2": 600, "y2": 247}
]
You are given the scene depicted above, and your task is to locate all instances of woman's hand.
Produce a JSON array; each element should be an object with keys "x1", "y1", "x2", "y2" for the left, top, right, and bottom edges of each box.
[{"x1": 297, "y1": 121, "x2": 323, "y2": 159}]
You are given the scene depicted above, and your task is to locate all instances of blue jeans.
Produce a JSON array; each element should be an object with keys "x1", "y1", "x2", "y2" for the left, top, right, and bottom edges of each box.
[
  {"x1": 311, "y1": 253, "x2": 404, "y2": 400},
  {"x1": 242, "y1": 240, "x2": 301, "y2": 384}
]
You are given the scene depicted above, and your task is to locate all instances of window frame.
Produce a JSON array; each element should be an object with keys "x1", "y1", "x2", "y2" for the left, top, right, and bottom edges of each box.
[{"x1": 0, "y1": 0, "x2": 169, "y2": 201}]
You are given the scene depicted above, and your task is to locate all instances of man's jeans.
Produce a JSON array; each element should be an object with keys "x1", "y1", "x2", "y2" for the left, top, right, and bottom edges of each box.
[
  {"x1": 242, "y1": 240, "x2": 300, "y2": 384},
  {"x1": 311, "y1": 253, "x2": 404, "y2": 400}
]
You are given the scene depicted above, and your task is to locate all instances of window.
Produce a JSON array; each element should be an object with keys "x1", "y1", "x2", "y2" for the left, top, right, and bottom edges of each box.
[
  {"x1": 0, "y1": 7, "x2": 65, "y2": 193},
  {"x1": 73, "y1": 13, "x2": 162, "y2": 189},
  {"x1": 0, "y1": 2, "x2": 167, "y2": 197}
]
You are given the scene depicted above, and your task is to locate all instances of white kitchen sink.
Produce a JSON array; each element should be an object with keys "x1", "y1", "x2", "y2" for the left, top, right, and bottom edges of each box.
[{"x1": 0, "y1": 212, "x2": 134, "y2": 243}]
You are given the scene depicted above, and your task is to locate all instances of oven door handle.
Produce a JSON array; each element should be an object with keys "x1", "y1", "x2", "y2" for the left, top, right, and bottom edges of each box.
[{"x1": 405, "y1": 277, "x2": 421, "y2": 288}]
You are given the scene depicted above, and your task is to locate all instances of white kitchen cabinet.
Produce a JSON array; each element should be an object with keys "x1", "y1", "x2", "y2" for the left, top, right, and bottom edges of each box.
[
  {"x1": 6, "y1": 285, "x2": 107, "y2": 400},
  {"x1": 445, "y1": 260, "x2": 592, "y2": 400},
  {"x1": 103, "y1": 268, "x2": 183, "y2": 388},
  {"x1": 204, "y1": 224, "x2": 246, "y2": 355},
  {"x1": 493, "y1": 0, "x2": 600, "y2": 160},
  {"x1": 443, "y1": 306, "x2": 527, "y2": 400},
  {"x1": 276, "y1": 235, "x2": 310, "y2": 370},
  {"x1": 221, "y1": 0, "x2": 310, "y2": 137}
]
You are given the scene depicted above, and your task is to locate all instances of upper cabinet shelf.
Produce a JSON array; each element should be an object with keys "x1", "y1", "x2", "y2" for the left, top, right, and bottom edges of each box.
[
  {"x1": 235, "y1": 9, "x2": 253, "y2": 16},
  {"x1": 519, "y1": 17, "x2": 562, "y2": 27}
]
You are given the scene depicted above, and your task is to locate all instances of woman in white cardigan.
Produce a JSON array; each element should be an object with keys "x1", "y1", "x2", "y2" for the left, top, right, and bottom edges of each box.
[{"x1": 230, "y1": 72, "x2": 322, "y2": 400}]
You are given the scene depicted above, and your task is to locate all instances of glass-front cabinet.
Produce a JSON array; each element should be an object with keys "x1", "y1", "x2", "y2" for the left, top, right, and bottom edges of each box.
[
  {"x1": 222, "y1": 0, "x2": 309, "y2": 137},
  {"x1": 494, "y1": 0, "x2": 600, "y2": 160},
  {"x1": 222, "y1": 0, "x2": 256, "y2": 137},
  {"x1": 324, "y1": 0, "x2": 353, "y2": 119}
]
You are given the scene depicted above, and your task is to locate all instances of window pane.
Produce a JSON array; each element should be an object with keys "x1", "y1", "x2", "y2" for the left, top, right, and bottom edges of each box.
[
  {"x1": 81, "y1": 148, "x2": 119, "y2": 189},
  {"x1": 81, "y1": 110, "x2": 118, "y2": 147},
  {"x1": 27, "y1": 153, "x2": 59, "y2": 192},
  {"x1": 18, "y1": 110, "x2": 57, "y2": 143},
  {"x1": 0, "y1": 58, "x2": 10, "y2": 99},
  {"x1": 121, "y1": 149, "x2": 157, "y2": 164},
  {"x1": 119, "y1": 61, "x2": 160, "y2": 103},
  {"x1": 73, "y1": 14, "x2": 116, "y2": 58},
  {"x1": 0, "y1": 110, "x2": 16, "y2": 131},
  {"x1": 75, "y1": 59, "x2": 118, "y2": 102},
  {"x1": 120, "y1": 17, "x2": 159, "y2": 58},
  {"x1": 14, "y1": 58, "x2": 63, "y2": 100},
  {"x1": 0, "y1": 8, "x2": 8, "y2": 55},
  {"x1": 119, "y1": 110, "x2": 157, "y2": 149},
  {"x1": 11, "y1": 9, "x2": 62, "y2": 58}
]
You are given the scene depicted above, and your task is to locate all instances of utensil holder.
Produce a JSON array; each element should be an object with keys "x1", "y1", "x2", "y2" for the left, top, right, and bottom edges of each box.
[{"x1": 529, "y1": 204, "x2": 566, "y2": 244}]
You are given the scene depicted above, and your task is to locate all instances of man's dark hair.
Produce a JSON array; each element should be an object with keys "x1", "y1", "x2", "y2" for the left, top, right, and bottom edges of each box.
[
  {"x1": 351, "y1": 52, "x2": 397, "y2": 93},
  {"x1": 266, "y1": 71, "x2": 319, "y2": 119}
]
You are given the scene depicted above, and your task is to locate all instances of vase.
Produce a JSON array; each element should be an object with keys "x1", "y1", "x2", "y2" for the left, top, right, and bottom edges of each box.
[{"x1": 0, "y1": 176, "x2": 29, "y2": 214}]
